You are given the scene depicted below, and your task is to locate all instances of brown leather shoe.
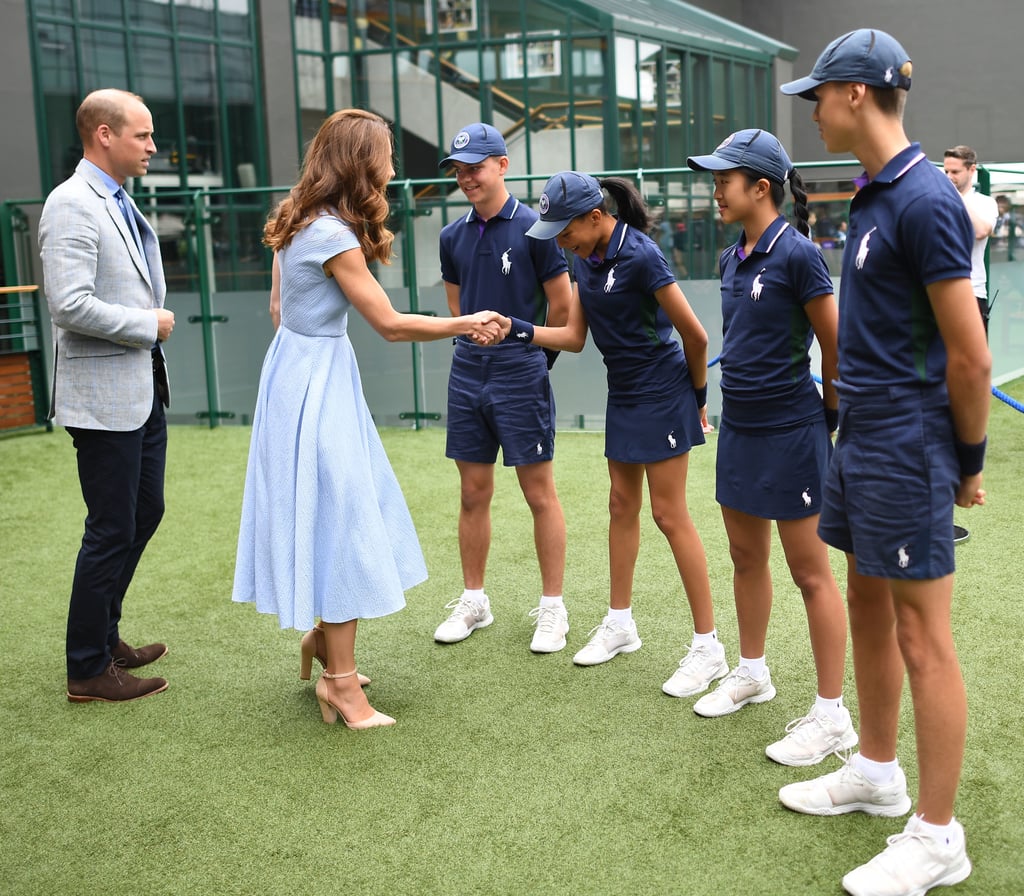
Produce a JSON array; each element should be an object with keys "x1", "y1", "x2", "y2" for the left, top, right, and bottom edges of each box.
[
  {"x1": 111, "y1": 639, "x2": 168, "y2": 668},
  {"x1": 67, "y1": 662, "x2": 168, "y2": 703}
]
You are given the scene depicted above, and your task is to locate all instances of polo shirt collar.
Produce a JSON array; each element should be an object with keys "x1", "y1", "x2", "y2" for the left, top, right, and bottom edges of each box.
[
  {"x1": 853, "y1": 141, "x2": 927, "y2": 190},
  {"x1": 741, "y1": 214, "x2": 789, "y2": 258},
  {"x1": 466, "y1": 193, "x2": 519, "y2": 223},
  {"x1": 602, "y1": 219, "x2": 630, "y2": 263}
]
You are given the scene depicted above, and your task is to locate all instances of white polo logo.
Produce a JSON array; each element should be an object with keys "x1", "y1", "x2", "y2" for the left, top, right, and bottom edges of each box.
[
  {"x1": 501, "y1": 248, "x2": 512, "y2": 275},
  {"x1": 884, "y1": 67, "x2": 894, "y2": 84},
  {"x1": 856, "y1": 227, "x2": 877, "y2": 269},
  {"x1": 801, "y1": 488, "x2": 812, "y2": 507},
  {"x1": 751, "y1": 268, "x2": 766, "y2": 301},
  {"x1": 453, "y1": 130, "x2": 471, "y2": 149},
  {"x1": 604, "y1": 265, "x2": 617, "y2": 293},
  {"x1": 897, "y1": 544, "x2": 910, "y2": 568}
]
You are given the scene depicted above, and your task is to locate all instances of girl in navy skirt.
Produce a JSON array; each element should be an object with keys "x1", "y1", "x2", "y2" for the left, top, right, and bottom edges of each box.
[{"x1": 685, "y1": 129, "x2": 855, "y2": 766}]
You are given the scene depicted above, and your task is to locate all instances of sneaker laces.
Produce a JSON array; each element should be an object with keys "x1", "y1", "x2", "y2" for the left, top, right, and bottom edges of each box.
[
  {"x1": 442, "y1": 595, "x2": 484, "y2": 622},
  {"x1": 528, "y1": 605, "x2": 562, "y2": 633},
  {"x1": 583, "y1": 619, "x2": 621, "y2": 643},
  {"x1": 782, "y1": 710, "x2": 830, "y2": 741},
  {"x1": 677, "y1": 642, "x2": 717, "y2": 672}
]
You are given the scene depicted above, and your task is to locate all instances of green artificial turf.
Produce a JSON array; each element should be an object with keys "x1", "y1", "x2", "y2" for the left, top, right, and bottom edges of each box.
[{"x1": 1, "y1": 381, "x2": 1022, "y2": 895}]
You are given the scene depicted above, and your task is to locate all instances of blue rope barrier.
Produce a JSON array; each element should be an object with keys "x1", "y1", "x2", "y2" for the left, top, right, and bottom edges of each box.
[{"x1": 764, "y1": 369, "x2": 1021, "y2": 413}]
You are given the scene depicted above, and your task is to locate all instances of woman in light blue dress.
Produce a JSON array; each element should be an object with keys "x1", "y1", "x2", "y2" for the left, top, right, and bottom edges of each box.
[{"x1": 233, "y1": 109, "x2": 504, "y2": 730}]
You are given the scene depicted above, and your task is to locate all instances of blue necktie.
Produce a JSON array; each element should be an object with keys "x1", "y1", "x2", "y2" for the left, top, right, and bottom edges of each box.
[{"x1": 115, "y1": 187, "x2": 143, "y2": 251}]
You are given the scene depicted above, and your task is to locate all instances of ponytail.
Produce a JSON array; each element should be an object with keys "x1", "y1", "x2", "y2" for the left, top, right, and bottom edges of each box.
[
  {"x1": 789, "y1": 168, "x2": 811, "y2": 238},
  {"x1": 739, "y1": 166, "x2": 811, "y2": 238},
  {"x1": 598, "y1": 177, "x2": 652, "y2": 232}
]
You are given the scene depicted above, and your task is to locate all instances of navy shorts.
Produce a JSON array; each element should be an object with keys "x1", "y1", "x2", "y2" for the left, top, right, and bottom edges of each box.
[
  {"x1": 445, "y1": 341, "x2": 555, "y2": 467},
  {"x1": 604, "y1": 389, "x2": 705, "y2": 464},
  {"x1": 716, "y1": 417, "x2": 831, "y2": 520},
  {"x1": 817, "y1": 385, "x2": 958, "y2": 579}
]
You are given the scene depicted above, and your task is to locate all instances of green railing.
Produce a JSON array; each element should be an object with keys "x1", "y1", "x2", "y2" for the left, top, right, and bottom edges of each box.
[{"x1": 2, "y1": 161, "x2": 1022, "y2": 432}]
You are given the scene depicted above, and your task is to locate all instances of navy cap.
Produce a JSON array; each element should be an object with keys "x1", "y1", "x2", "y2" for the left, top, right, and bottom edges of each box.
[
  {"x1": 439, "y1": 123, "x2": 507, "y2": 168},
  {"x1": 781, "y1": 29, "x2": 912, "y2": 101},
  {"x1": 687, "y1": 129, "x2": 793, "y2": 184},
  {"x1": 525, "y1": 171, "x2": 604, "y2": 240}
]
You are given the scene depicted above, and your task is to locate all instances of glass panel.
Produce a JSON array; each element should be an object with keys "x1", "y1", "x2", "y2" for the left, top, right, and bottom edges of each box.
[
  {"x1": 218, "y1": 0, "x2": 253, "y2": 40},
  {"x1": 174, "y1": 0, "x2": 215, "y2": 35},
  {"x1": 37, "y1": 23, "x2": 80, "y2": 189},
  {"x1": 131, "y1": 0, "x2": 172, "y2": 29},
  {"x1": 33, "y1": 0, "x2": 73, "y2": 14},
  {"x1": 80, "y1": 26, "x2": 128, "y2": 89},
  {"x1": 80, "y1": 0, "x2": 125, "y2": 21},
  {"x1": 711, "y1": 57, "x2": 729, "y2": 145}
]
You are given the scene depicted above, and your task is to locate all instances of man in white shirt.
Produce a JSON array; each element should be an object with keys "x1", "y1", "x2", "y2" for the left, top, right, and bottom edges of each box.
[{"x1": 943, "y1": 145, "x2": 999, "y2": 335}]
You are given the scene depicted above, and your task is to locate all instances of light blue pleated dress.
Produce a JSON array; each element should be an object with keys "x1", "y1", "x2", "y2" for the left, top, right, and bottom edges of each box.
[{"x1": 232, "y1": 213, "x2": 427, "y2": 629}]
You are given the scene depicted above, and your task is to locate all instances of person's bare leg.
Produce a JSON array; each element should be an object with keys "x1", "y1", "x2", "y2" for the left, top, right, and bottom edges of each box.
[
  {"x1": 846, "y1": 560, "x2": 903, "y2": 762},
  {"x1": 515, "y1": 460, "x2": 566, "y2": 597},
  {"x1": 321, "y1": 619, "x2": 376, "y2": 723},
  {"x1": 646, "y1": 454, "x2": 714, "y2": 633},
  {"x1": 455, "y1": 460, "x2": 494, "y2": 590},
  {"x1": 778, "y1": 516, "x2": 846, "y2": 699},
  {"x1": 891, "y1": 575, "x2": 966, "y2": 824},
  {"x1": 607, "y1": 460, "x2": 644, "y2": 610},
  {"x1": 721, "y1": 506, "x2": 772, "y2": 656}
]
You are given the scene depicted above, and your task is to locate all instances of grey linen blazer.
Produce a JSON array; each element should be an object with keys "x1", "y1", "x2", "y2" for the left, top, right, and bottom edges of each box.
[{"x1": 39, "y1": 159, "x2": 169, "y2": 431}]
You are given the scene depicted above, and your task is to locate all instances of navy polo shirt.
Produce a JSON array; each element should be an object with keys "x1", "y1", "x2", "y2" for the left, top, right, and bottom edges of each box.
[
  {"x1": 839, "y1": 143, "x2": 972, "y2": 392},
  {"x1": 439, "y1": 194, "x2": 568, "y2": 337},
  {"x1": 575, "y1": 220, "x2": 684, "y2": 401},
  {"x1": 718, "y1": 215, "x2": 834, "y2": 428}
]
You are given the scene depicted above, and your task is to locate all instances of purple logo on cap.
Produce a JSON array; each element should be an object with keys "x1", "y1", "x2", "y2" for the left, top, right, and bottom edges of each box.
[
  {"x1": 453, "y1": 131, "x2": 471, "y2": 149},
  {"x1": 716, "y1": 134, "x2": 735, "y2": 151},
  {"x1": 538, "y1": 193, "x2": 550, "y2": 215}
]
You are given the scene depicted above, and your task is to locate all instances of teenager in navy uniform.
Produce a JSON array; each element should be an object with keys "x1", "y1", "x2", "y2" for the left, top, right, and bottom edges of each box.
[
  {"x1": 517, "y1": 172, "x2": 726, "y2": 695},
  {"x1": 434, "y1": 124, "x2": 574, "y2": 653},
  {"x1": 685, "y1": 130, "x2": 855, "y2": 766},
  {"x1": 778, "y1": 29, "x2": 991, "y2": 896}
]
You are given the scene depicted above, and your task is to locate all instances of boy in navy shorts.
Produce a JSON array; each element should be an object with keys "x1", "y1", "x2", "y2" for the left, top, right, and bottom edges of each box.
[
  {"x1": 433, "y1": 123, "x2": 574, "y2": 653},
  {"x1": 777, "y1": 29, "x2": 991, "y2": 896}
]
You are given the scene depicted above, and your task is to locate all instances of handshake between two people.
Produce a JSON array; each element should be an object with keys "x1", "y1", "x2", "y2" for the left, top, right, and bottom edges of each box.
[{"x1": 465, "y1": 310, "x2": 512, "y2": 346}]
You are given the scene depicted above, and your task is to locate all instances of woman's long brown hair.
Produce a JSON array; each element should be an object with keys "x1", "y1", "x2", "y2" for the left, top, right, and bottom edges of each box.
[{"x1": 264, "y1": 109, "x2": 395, "y2": 264}]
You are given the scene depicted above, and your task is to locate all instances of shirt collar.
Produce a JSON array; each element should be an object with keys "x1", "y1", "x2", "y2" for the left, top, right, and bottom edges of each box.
[
  {"x1": 81, "y1": 158, "x2": 122, "y2": 197},
  {"x1": 738, "y1": 214, "x2": 789, "y2": 259},
  {"x1": 854, "y1": 142, "x2": 927, "y2": 190},
  {"x1": 466, "y1": 193, "x2": 519, "y2": 224}
]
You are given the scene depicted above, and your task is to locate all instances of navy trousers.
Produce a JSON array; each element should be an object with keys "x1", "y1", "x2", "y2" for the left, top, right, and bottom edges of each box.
[{"x1": 65, "y1": 392, "x2": 166, "y2": 679}]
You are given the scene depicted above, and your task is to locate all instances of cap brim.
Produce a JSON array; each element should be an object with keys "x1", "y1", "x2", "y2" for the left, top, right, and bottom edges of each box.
[
  {"x1": 438, "y1": 151, "x2": 491, "y2": 169},
  {"x1": 686, "y1": 154, "x2": 737, "y2": 172},
  {"x1": 525, "y1": 218, "x2": 571, "y2": 240},
  {"x1": 779, "y1": 76, "x2": 823, "y2": 101}
]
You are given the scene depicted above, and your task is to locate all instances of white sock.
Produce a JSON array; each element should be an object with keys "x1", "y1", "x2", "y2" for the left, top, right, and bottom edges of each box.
[
  {"x1": 815, "y1": 694, "x2": 846, "y2": 723},
  {"x1": 608, "y1": 607, "x2": 632, "y2": 627},
  {"x1": 739, "y1": 655, "x2": 766, "y2": 679},
  {"x1": 851, "y1": 752, "x2": 899, "y2": 786},
  {"x1": 463, "y1": 588, "x2": 486, "y2": 603},
  {"x1": 912, "y1": 814, "x2": 964, "y2": 849},
  {"x1": 539, "y1": 595, "x2": 564, "y2": 608},
  {"x1": 692, "y1": 629, "x2": 718, "y2": 647}
]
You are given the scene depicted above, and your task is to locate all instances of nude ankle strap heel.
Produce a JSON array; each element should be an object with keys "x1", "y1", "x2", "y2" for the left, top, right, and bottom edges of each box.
[{"x1": 314, "y1": 675, "x2": 396, "y2": 729}]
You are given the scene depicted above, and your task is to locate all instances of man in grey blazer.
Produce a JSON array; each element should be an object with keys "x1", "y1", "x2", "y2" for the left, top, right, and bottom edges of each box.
[{"x1": 39, "y1": 88, "x2": 175, "y2": 703}]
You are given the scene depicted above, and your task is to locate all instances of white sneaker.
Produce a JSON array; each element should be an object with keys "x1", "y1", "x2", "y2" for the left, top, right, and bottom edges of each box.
[
  {"x1": 842, "y1": 815, "x2": 971, "y2": 896},
  {"x1": 572, "y1": 616, "x2": 641, "y2": 666},
  {"x1": 433, "y1": 594, "x2": 493, "y2": 643},
  {"x1": 692, "y1": 665, "x2": 776, "y2": 717},
  {"x1": 661, "y1": 642, "x2": 729, "y2": 697},
  {"x1": 778, "y1": 758, "x2": 912, "y2": 817},
  {"x1": 528, "y1": 604, "x2": 569, "y2": 653},
  {"x1": 766, "y1": 705, "x2": 859, "y2": 767}
]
